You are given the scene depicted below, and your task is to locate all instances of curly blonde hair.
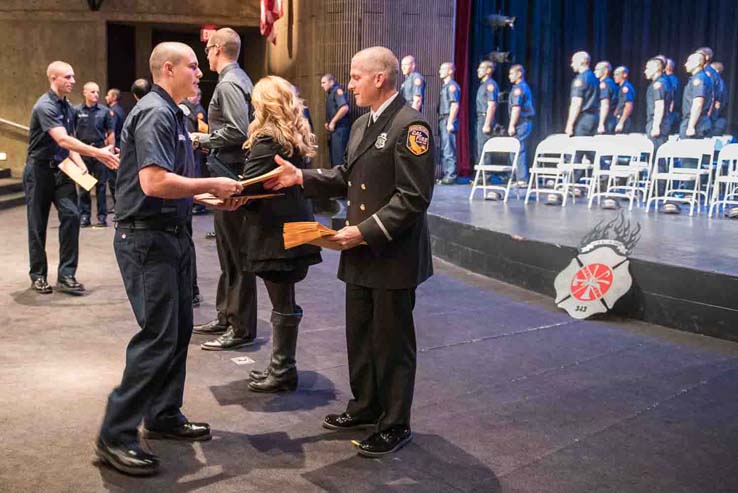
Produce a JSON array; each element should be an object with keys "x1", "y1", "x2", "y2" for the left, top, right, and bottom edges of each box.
[{"x1": 244, "y1": 75, "x2": 316, "y2": 158}]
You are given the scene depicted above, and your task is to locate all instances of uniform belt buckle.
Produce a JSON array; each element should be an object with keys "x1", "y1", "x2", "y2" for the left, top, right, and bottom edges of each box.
[{"x1": 171, "y1": 225, "x2": 182, "y2": 234}]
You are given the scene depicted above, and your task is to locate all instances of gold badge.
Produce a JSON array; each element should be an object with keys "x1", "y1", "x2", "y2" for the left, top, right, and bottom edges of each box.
[
  {"x1": 109, "y1": 110, "x2": 115, "y2": 117},
  {"x1": 574, "y1": 79, "x2": 583, "y2": 88},
  {"x1": 406, "y1": 124, "x2": 429, "y2": 156},
  {"x1": 600, "y1": 82, "x2": 606, "y2": 89}
]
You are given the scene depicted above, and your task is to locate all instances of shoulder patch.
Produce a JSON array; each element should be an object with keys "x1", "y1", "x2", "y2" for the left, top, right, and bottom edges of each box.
[
  {"x1": 406, "y1": 124, "x2": 430, "y2": 156},
  {"x1": 693, "y1": 78, "x2": 701, "y2": 86},
  {"x1": 449, "y1": 84, "x2": 457, "y2": 93},
  {"x1": 622, "y1": 86, "x2": 629, "y2": 93},
  {"x1": 514, "y1": 88, "x2": 522, "y2": 96},
  {"x1": 654, "y1": 81, "x2": 662, "y2": 89},
  {"x1": 414, "y1": 77, "x2": 422, "y2": 86},
  {"x1": 337, "y1": 88, "x2": 344, "y2": 96},
  {"x1": 574, "y1": 79, "x2": 583, "y2": 88},
  {"x1": 486, "y1": 83, "x2": 496, "y2": 92},
  {"x1": 600, "y1": 82, "x2": 606, "y2": 89}
]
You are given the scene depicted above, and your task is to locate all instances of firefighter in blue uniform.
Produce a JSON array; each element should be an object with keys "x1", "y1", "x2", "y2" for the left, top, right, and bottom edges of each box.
[
  {"x1": 438, "y1": 62, "x2": 460, "y2": 184},
  {"x1": 105, "y1": 88, "x2": 126, "y2": 204},
  {"x1": 595, "y1": 61, "x2": 618, "y2": 134},
  {"x1": 75, "y1": 81, "x2": 114, "y2": 227},
  {"x1": 663, "y1": 58, "x2": 680, "y2": 134},
  {"x1": 400, "y1": 55, "x2": 426, "y2": 111},
  {"x1": 710, "y1": 62, "x2": 729, "y2": 136},
  {"x1": 507, "y1": 64, "x2": 534, "y2": 186},
  {"x1": 95, "y1": 42, "x2": 243, "y2": 477},
  {"x1": 614, "y1": 66, "x2": 635, "y2": 134},
  {"x1": 474, "y1": 60, "x2": 498, "y2": 168},
  {"x1": 565, "y1": 51, "x2": 599, "y2": 137},
  {"x1": 23, "y1": 61, "x2": 119, "y2": 295},
  {"x1": 681, "y1": 52, "x2": 713, "y2": 139},
  {"x1": 321, "y1": 74, "x2": 351, "y2": 167}
]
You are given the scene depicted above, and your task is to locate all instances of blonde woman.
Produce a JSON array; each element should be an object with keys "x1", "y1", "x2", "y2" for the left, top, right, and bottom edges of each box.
[{"x1": 240, "y1": 75, "x2": 322, "y2": 393}]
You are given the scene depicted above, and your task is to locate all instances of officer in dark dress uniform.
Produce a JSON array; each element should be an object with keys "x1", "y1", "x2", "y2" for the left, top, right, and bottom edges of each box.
[
  {"x1": 105, "y1": 88, "x2": 126, "y2": 204},
  {"x1": 96, "y1": 42, "x2": 243, "y2": 477},
  {"x1": 400, "y1": 55, "x2": 426, "y2": 111},
  {"x1": 565, "y1": 51, "x2": 599, "y2": 137},
  {"x1": 681, "y1": 52, "x2": 713, "y2": 139},
  {"x1": 266, "y1": 47, "x2": 435, "y2": 458},
  {"x1": 474, "y1": 60, "x2": 498, "y2": 168},
  {"x1": 507, "y1": 64, "x2": 535, "y2": 184},
  {"x1": 614, "y1": 67, "x2": 635, "y2": 134},
  {"x1": 75, "y1": 81, "x2": 114, "y2": 227},
  {"x1": 189, "y1": 28, "x2": 258, "y2": 350},
  {"x1": 321, "y1": 74, "x2": 351, "y2": 167},
  {"x1": 438, "y1": 62, "x2": 461, "y2": 184},
  {"x1": 23, "y1": 61, "x2": 119, "y2": 295},
  {"x1": 594, "y1": 61, "x2": 618, "y2": 134}
]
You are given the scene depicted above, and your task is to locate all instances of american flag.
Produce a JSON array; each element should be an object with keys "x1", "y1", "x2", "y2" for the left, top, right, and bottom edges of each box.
[{"x1": 260, "y1": 0, "x2": 283, "y2": 45}]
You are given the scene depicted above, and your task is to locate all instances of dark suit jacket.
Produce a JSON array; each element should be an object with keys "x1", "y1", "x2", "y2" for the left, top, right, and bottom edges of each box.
[{"x1": 302, "y1": 94, "x2": 435, "y2": 289}]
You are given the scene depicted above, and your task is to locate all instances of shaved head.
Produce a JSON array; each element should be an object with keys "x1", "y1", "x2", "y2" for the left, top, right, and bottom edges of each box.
[
  {"x1": 572, "y1": 51, "x2": 590, "y2": 66},
  {"x1": 210, "y1": 27, "x2": 241, "y2": 60},
  {"x1": 46, "y1": 61, "x2": 72, "y2": 80},
  {"x1": 149, "y1": 42, "x2": 190, "y2": 82},
  {"x1": 83, "y1": 81, "x2": 99, "y2": 92},
  {"x1": 352, "y1": 46, "x2": 399, "y2": 87}
]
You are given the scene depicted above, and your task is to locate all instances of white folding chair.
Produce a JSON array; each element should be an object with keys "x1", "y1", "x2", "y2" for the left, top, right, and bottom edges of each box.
[
  {"x1": 645, "y1": 139, "x2": 714, "y2": 216},
  {"x1": 708, "y1": 143, "x2": 738, "y2": 217},
  {"x1": 469, "y1": 137, "x2": 521, "y2": 202},
  {"x1": 558, "y1": 136, "x2": 597, "y2": 205},
  {"x1": 587, "y1": 142, "x2": 642, "y2": 209},
  {"x1": 525, "y1": 134, "x2": 569, "y2": 204}
]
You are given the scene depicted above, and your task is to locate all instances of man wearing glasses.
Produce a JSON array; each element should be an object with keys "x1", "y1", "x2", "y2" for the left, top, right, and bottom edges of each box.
[{"x1": 189, "y1": 28, "x2": 258, "y2": 351}]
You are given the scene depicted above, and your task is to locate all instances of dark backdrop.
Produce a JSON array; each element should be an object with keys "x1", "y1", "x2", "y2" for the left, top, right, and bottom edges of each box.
[{"x1": 463, "y1": 0, "x2": 738, "y2": 175}]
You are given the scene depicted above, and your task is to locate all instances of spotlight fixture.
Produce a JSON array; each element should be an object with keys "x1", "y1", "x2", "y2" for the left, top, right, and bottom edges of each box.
[
  {"x1": 485, "y1": 14, "x2": 516, "y2": 29},
  {"x1": 488, "y1": 51, "x2": 513, "y2": 64}
]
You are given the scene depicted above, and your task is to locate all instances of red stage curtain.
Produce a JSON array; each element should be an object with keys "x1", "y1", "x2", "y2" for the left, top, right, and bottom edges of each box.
[{"x1": 453, "y1": 0, "x2": 473, "y2": 177}]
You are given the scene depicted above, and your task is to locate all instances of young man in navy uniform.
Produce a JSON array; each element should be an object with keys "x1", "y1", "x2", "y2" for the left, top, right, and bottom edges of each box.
[
  {"x1": 96, "y1": 42, "x2": 243, "y2": 476},
  {"x1": 613, "y1": 66, "x2": 635, "y2": 134},
  {"x1": 507, "y1": 64, "x2": 535, "y2": 187},
  {"x1": 565, "y1": 51, "x2": 599, "y2": 137},
  {"x1": 75, "y1": 81, "x2": 115, "y2": 227},
  {"x1": 474, "y1": 60, "x2": 498, "y2": 170},
  {"x1": 400, "y1": 55, "x2": 426, "y2": 111},
  {"x1": 595, "y1": 61, "x2": 618, "y2": 134},
  {"x1": 438, "y1": 62, "x2": 460, "y2": 184},
  {"x1": 321, "y1": 73, "x2": 351, "y2": 167},
  {"x1": 23, "y1": 61, "x2": 119, "y2": 295},
  {"x1": 266, "y1": 46, "x2": 435, "y2": 458}
]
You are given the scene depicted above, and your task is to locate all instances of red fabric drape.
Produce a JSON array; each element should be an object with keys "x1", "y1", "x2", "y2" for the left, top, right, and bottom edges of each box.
[
  {"x1": 453, "y1": 0, "x2": 473, "y2": 177},
  {"x1": 260, "y1": 0, "x2": 283, "y2": 45}
]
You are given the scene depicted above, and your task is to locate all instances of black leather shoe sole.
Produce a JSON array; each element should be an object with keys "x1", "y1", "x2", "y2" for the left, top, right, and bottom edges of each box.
[
  {"x1": 201, "y1": 339, "x2": 255, "y2": 351},
  {"x1": 94, "y1": 445, "x2": 159, "y2": 476},
  {"x1": 247, "y1": 380, "x2": 298, "y2": 393},
  {"x1": 322, "y1": 420, "x2": 377, "y2": 431},
  {"x1": 56, "y1": 284, "x2": 86, "y2": 296},
  {"x1": 142, "y1": 428, "x2": 212, "y2": 442},
  {"x1": 355, "y1": 433, "x2": 413, "y2": 458}
]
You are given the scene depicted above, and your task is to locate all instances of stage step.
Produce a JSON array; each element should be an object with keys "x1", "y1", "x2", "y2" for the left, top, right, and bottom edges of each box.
[
  {"x1": 0, "y1": 191, "x2": 25, "y2": 210},
  {"x1": 0, "y1": 177, "x2": 23, "y2": 195},
  {"x1": 0, "y1": 168, "x2": 11, "y2": 179}
]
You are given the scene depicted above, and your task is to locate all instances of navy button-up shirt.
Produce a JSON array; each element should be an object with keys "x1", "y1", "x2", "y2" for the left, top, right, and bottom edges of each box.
[{"x1": 27, "y1": 90, "x2": 75, "y2": 162}]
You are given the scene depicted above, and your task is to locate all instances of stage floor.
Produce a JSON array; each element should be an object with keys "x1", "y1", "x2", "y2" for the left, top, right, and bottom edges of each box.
[
  {"x1": 1, "y1": 203, "x2": 737, "y2": 492},
  {"x1": 430, "y1": 185, "x2": 738, "y2": 277}
]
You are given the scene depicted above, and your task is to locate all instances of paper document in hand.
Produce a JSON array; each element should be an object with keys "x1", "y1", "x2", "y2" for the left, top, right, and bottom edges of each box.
[
  {"x1": 197, "y1": 120, "x2": 209, "y2": 133},
  {"x1": 59, "y1": 158, "x2": 98, "y2": 191},
  {"x1": 283, "y1": 221, "x2": 340, "y2": 250},
  {"x1": 239, "y1": 166, "x2": 284, "y2": 187},
  {"x1": 195, "y1": 192, "x2": 282, "y2": 208}
]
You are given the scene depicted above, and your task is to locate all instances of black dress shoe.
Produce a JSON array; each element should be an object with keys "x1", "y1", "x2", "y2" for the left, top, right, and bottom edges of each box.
[
  {"x1": 201, "y1": 327, "x2": 255, "y2": 351},
  {"x1": 32, "y1": 277, "x2": 53, "y2": 294},
  {"x1": 322, "y1": 412, "x2": 377, "y2": 431},
  {"x1": 95, "y1": 439, "x2": 159, "y2": 476},
  {"x1": 80, "y1": 217, "x2": 91, "y2": 228},
  {"x1": 354, "y1": 426, "x2": 412, "y2": 458},
  {"x1": 249, "y1": 367, "x2": 270, "y2": 381},
  {"x1": 143, "y1": 421, "x2": 211, "y2": 442},
  {"x1": 93, "y1": 219, "x2": 108, "y2": 228},
  {"x1": 193, "y1": 319, "x2": 228, "y2": 334},
  {"x1": 247, "y1": 368, "x2": 298, "y2": 393},
  {"x1": 56, "y1": 276, "x2": 86, "y2": 295},
  {"x1": 192, "y1": 293, "x2": 202, "y2": 307}
]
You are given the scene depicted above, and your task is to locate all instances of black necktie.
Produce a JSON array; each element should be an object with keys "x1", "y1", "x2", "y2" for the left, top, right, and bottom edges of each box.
[{"x1": 367, "y1": 115, "x2": 374, "y2": 128}]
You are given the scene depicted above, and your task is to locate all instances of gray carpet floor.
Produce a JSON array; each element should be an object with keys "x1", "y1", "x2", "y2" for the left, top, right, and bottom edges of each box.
[{"x1": 0, "y1": 204, "x2": 736, "y2": 492}]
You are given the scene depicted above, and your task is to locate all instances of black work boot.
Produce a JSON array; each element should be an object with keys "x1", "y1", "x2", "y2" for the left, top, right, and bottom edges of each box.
[{"x1": 248, "y1": 307, "x2": 302, "y2": 393}]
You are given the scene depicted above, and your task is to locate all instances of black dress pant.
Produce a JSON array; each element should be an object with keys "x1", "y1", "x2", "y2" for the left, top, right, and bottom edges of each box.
[
  {"x1": 344, "y1": 283, "x2": 417, "y2": 431},
  {"x1": 78, "y1": 156, "x2": 108, "y2": 222},
  {"x1": 214, "y1": 208, "x2": 256, "y2": 338},
  {"x1": 22, "y1": 161, "x2": 80, "y2": 281},
  {"x1": 100, "y1": 228, "x2": 193, "y2": 446}
]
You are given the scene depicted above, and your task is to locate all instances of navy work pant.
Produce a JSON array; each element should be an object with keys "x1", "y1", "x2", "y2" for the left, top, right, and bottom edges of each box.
[
  {"x1": 22, "y1": 161, "x2": 79, "y2": 281},
  {"x1": 78, "y1": 156, "x2": 108, "y2": 222},
  {"x1": 100, "y1": 228, "x2": 194, "y2": 446}
]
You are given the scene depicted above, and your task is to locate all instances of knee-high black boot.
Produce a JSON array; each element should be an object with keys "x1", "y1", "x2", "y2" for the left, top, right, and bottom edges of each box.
[{"x1": 248, "y1": 307, "x2": 302, "y2": 392}]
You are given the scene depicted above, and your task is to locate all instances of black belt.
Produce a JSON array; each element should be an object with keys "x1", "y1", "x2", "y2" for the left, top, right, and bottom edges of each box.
[
  {"x1": 30, "y1": 158, "x2": 61, "y2": 168},
  {"x1": 115, "y1": 220, "x2": 186, "y2": 234}
]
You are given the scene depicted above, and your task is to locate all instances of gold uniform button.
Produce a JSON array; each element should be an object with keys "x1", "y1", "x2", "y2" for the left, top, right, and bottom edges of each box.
[
  {"x1": 361, "y1": 183, "x2": 366, "y2": 190},
  {"x1": 347, "y1": 200, "x2": 351, "y2": 206},
  {"x1": 360, "y1": 204, "x2": 366, "y2": 211},
  {"x1": 345, "y1": 220, "x2": 350, "y2": 226}
]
